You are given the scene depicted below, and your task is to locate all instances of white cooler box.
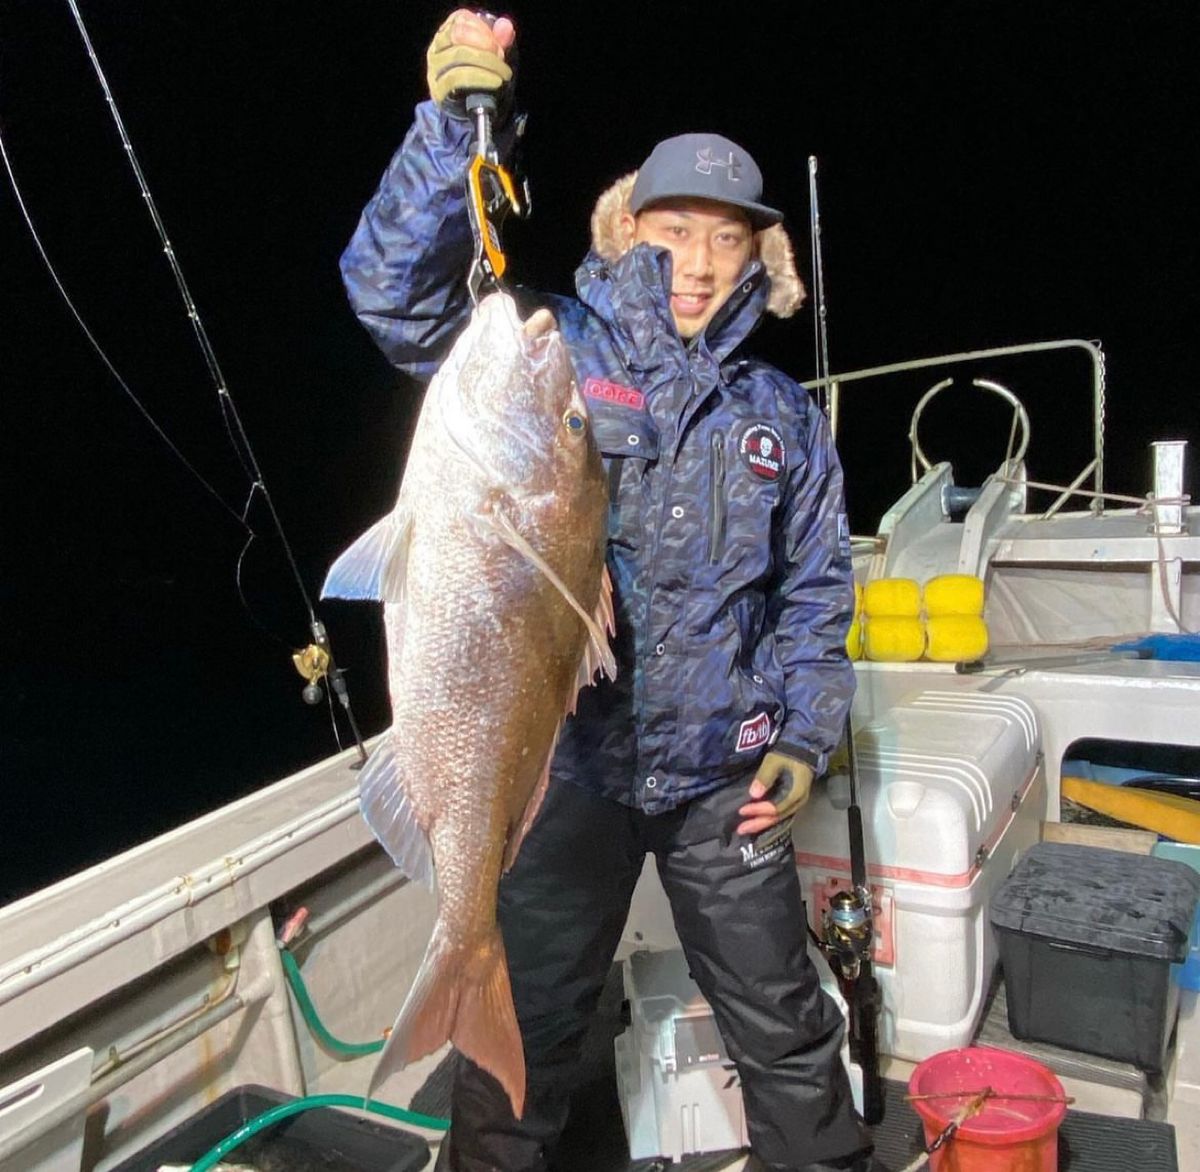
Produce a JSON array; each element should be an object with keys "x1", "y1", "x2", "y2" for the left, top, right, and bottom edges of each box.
[
  {"x1": 615, "y1": 947, "x2": 861, "y2": 1162},
  {"x1": 793, "y1": 690, "x2": 1045, "y2": 1063}
]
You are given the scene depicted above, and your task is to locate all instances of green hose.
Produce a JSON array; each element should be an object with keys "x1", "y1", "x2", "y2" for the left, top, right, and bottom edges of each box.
[
  {"x1": 279, "y1": 947, "x2": 385, "y2": 1057},
  {"x1": 185, "y1": 945, "x2": 449, "y2": 1169},
  {"x1": 187, "y1": 1093, "x2": 449, "y2": 1171}
]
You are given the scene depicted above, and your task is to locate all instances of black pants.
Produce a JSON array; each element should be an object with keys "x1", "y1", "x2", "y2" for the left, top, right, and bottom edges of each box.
[{"x1": 437, "y1": 778, "x2": 869, "y2": 1172}]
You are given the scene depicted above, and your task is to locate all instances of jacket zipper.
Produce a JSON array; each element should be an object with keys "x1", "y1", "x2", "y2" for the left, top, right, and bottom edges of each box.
[{"x1": 708, "y1": 430, "x2": 727, "y2": 563}]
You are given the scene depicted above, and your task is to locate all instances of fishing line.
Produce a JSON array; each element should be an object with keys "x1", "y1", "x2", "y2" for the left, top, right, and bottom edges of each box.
[
  {"x1": 2, "y1": 123, "x2": 296, "y2": 654},
  {"x1": 1, "y1": 113, "x2": 305, "y2": 674},
  {"x1": 0, "y1": 124, "x2": 246, "y2": 532},
  {"x1": 5, "y1": 2, "x2": 368, "y2": 759},
  {"x1": 2, "y1": 118, "x2": 298, "y2": 655},
  {"x1": 62, "y1": 0, "x2": 311, "y2": 616}
]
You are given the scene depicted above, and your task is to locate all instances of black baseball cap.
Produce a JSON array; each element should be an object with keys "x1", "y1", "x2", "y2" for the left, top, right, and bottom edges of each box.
[{"x1": 630, "y1": 133, "x2": 783, "y2": 230}]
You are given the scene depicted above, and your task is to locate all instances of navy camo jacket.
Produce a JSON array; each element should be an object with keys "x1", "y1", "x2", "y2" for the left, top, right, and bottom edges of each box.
[{"x1": 341, "y1": 101, "x2": 855, "y2": 814}]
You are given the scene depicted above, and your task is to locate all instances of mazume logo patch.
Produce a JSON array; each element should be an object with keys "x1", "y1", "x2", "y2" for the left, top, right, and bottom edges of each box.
[
  {"x1": 739, "y1": 816, "x2": 795, "y2": 870},
  {"x1": 739, "y1": 424, "x2": 785, "y2": 481}
]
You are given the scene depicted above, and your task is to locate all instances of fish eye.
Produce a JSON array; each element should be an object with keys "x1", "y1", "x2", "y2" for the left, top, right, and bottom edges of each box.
[{"x1": 563, "y1": 410, "x2": 587, "y2": 434}]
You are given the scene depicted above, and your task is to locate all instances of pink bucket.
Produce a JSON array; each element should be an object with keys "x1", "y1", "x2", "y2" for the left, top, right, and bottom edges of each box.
[{"x1": 908, "y1": 1046, "x2": 1068, "y2": 1171}]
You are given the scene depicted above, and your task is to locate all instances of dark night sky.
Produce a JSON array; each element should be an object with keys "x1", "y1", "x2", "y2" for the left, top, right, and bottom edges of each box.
[{"x1": 2, "y1": 1, "x2": 1197, "y2": 902}]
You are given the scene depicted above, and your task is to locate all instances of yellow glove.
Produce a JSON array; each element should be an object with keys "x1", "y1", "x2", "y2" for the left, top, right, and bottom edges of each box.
[
  {"x1": 426, "y1": 10, "x2": 515, "y2": 108},
  {"x1": 737, "y1": 751, "x2": 814, "y2": 836}
]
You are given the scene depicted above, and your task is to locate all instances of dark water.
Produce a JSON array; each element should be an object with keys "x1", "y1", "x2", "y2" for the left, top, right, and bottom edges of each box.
[{"x1": 3, "y1": 1, "x2": 1197, "y2": 904}]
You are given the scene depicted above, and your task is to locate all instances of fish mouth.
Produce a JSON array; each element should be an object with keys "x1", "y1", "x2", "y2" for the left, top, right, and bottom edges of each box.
[
  {"x1": 519, "y1": 307, "x2": 566, "y2": 372},
  {"x1": 521, "y1": 306, "x2": 558, "y2": 343}
]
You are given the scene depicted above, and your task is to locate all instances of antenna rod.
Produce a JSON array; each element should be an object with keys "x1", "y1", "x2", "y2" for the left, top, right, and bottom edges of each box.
[{"x1": 808, "y1": 156, "x2": 832, "y2": 415}]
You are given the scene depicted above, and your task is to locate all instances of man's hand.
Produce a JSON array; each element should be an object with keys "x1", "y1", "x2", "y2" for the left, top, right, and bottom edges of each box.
[
  {"x1": 426, "y1": 10, "x2": 516, "y2": 107},
  {"x1": 737, "y1": 752, "x2": 814, "y2": 836}
]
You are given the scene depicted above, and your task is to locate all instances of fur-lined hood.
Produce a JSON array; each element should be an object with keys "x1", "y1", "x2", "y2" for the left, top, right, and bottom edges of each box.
[{"x1": 587, "y1": 173, "x2": 806, "y2": 319}]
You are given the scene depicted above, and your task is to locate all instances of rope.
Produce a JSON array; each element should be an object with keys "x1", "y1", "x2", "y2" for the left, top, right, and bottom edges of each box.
[{"x1": 996, "y1": 475, "x2": 1189, "y2": 510}]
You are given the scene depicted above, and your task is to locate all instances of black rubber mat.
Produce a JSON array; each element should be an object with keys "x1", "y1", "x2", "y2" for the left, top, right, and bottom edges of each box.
[
  {"x1": 406, "y1": 959, "x2": 1178, "y2": 1171},
  {"x1": 867, "y1": 1078, "x2": 926, "y2": 1169},
  {"x1": 412, "y1": 1059, "x2": 1179, "y2": 1172},
  {"x1": 1057, "y1": 1109, "x2": 1178, "y2": 1172}
]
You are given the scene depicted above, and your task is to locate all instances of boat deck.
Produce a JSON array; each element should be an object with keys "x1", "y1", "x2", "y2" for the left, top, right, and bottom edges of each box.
[
  {"x1": 405, "y1": 970, "x2": 1181, "y2": 1172},
  {"x1": 409, "y1": 1057, "x2": 1180, "y2": 1172}
]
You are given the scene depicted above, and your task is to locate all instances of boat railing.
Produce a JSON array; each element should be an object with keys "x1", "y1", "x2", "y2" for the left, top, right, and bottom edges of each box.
[{"x1": 805, "y1": 338, "x2": 1107, "y2": 516}]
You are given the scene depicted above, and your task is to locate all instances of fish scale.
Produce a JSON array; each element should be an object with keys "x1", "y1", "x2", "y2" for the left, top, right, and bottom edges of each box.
[{"x1": 322, "y1": 292, "x2": 615, "y2": 1118}]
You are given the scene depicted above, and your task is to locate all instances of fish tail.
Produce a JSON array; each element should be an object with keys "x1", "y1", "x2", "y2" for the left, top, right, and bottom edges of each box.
[
  {"x1": 455, "y1": 928, "x2": 526, "y2": 1119},
  {"x1": 368, "y1": 925, "x2": 526, "y2": 1119}
]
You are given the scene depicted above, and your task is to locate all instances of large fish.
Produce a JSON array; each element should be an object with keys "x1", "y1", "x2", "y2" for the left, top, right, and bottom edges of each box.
[{"x1": 322, "y1": 292, "x2": 614, "y2": 1118}]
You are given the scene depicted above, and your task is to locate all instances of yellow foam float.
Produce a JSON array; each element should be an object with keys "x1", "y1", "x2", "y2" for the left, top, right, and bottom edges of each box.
[
  {"x1": 924, "y1": 574, "x2": 986, "y2": 617},
  {"x1": 863, "y1": 616, "x2": 926, "y2": 662},
  {"x1": 925, "y1": 615, "x2": 990, "y2": 662},
  {"x1": 863, "y1": 577, "x2": 922, "y2": 618}
]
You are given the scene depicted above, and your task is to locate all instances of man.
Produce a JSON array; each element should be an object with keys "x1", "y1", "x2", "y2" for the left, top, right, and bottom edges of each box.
[{"x1": 341, "y1": 10, "x2": 874, "y2": 1171}]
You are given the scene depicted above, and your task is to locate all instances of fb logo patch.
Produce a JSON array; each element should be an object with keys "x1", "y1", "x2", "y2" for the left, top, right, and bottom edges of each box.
[
  {"x1": 735, "y1": 712, "x2": 772, "y2": 753},
  {"x1": 739, "y1": 424, "x2": 785, "y2": 481}
]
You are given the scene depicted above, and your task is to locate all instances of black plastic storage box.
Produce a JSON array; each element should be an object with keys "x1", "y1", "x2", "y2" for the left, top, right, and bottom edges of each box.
[
  {"x1": 109, "y1": 1084, "x2": 431, "y2": 1172},
  {"x1": 990, "y1": 841, "x2": 1200, "y2": 1072}
]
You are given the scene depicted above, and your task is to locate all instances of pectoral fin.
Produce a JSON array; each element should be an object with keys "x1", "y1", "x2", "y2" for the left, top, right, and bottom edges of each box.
[
  {"x1": 321, "y1": 511, "x2": 412, "y2": 602},
  {"x1": 504, "y1": 566, "x2": 618, "y2": 872},
  {"x1": 574, "y1": 565, "x2": 617, "y2": 695},
  {"x1": 482, "y1": 507, "x2": 618, "y2": 682}
]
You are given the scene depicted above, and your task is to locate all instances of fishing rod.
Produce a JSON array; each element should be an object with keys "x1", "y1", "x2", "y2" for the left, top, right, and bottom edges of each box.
[
  {"x1": 807, "y1": 156, "x2": 885, "y2": 1125},
  {"x1": 17, "y1": 1, "x2": 367, "y2": 762}
]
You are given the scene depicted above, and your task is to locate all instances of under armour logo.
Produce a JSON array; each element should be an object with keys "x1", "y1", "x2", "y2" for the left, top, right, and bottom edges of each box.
[{"x1": 695, "y1": 148, "x2": 742, "y2": 181}]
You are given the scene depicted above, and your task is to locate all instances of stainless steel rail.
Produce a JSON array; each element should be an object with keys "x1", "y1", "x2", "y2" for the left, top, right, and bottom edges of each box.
[{"x1": 807, "y1": 339, "x2": 1107, "y2": 514}]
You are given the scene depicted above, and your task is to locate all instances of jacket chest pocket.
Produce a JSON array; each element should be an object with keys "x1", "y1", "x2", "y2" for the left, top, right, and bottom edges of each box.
[
  {"x1": 708, "y1": 429, "x2": 727, "y2": 563},
  {"x1": 706, "y1": 430, "x2": 781, "y2": 572},
  {"x1": 591, "y1": 409, "x2": 659, "y2": 546}
]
